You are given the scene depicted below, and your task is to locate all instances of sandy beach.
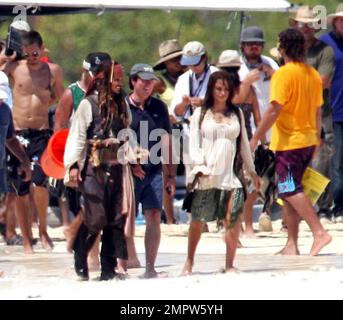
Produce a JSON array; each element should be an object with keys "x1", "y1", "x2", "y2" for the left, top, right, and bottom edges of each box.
[{"x1": 0, "y1": 218, "x2": 343, "y2": 300}]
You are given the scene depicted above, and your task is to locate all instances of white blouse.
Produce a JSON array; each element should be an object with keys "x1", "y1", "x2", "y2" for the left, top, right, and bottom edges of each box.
[{"x1": 189, "y1": 107, "x2": 255, "y2": 190}]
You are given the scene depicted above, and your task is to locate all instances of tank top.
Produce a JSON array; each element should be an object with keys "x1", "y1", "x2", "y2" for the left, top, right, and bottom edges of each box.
[{"x1": 68, "y1": 82, "x2": 85, "y2": 112}]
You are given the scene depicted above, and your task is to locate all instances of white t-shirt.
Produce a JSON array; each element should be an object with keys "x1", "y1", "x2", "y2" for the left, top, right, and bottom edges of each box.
[
  {"x1": 170, "y1": 65, "x2": 218, "y2": 122},
  {"x1": 239, "y1": 55, "x2": 279, "y2": 141},
  {"x1": 0, "y1": 71, "x2": 13, "y2": 108},
  {"x1": 170, "y1": 65, "x2": 218, "y2": 183}
]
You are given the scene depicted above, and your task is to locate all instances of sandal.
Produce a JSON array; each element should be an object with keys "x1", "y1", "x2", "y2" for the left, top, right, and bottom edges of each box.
[{"x1": 6, "y1": 234, "x2": 23, "y2": 246}]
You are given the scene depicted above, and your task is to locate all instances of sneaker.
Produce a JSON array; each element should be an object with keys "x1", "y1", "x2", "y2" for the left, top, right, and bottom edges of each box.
[
  {"x1": 334, "y1": 214, "x2": 343, "y2": 223},
  {"x1": 258, "y1": 213, "x2": 273, "y2": 232},
  {"x1": 319, "y1": 212, "x2": 333, "y2": 224},
  {"x1": 6, "y1": 234, "x2": 23, "y2": 246}
]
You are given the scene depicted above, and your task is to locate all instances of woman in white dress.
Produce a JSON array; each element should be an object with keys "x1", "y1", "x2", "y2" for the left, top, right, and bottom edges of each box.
[{"x1": 182, "y1": 71, "x2": 260, "y2": 274}]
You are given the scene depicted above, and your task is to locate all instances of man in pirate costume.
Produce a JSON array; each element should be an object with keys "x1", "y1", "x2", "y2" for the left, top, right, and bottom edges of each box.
[
  {"x1": 55, "y1": 53, "x2": 106, "y2": 270},
  {"x1": 64, "y1": 53, "x2": 134, "y2": 281}
]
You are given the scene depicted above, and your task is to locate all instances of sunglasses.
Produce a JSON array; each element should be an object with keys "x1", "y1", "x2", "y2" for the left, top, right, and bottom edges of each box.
[
  {"x1": 23, "y1": 51, "x2": 40, "y2": 58},
  {"x1": 168, "y1": 57, "x2": 181, "y2": 64},
  {"x1": 296, "y1": 21, "x2": 319, "y2": 29},
  {"x1": 190, "y1": 57, "x2": 204, "y2": 67},
  {"x1": 243, "y1": 42, "x2": 263, "y2": 47}
]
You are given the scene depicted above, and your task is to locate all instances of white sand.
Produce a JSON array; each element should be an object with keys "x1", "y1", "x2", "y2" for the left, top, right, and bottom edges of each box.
[{"x1": 1, "y1": 220, "x2": 343, "y2": 300}]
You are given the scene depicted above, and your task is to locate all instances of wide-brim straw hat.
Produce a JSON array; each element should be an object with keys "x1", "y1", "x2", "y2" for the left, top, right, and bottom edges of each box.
[
  {"x1": 327, "y1": 3, "x2": 343, "y2": 25},
  {"x1": 216, "y1": 50, "x2": 242, "y2": 68},
  {"x1": 153, "y1": 39, "x2": 182, "y2": 71},
  {"x1": 289, "y1": 5, "x2": 320, "y2": 27},
  {"x1": 269, "y1": 47, "x2": 281, "y2": 61}
]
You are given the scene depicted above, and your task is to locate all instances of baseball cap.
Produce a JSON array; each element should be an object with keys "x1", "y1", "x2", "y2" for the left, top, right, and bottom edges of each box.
[
  {"x1": 130, "y1": 63, "x2": 158, "y2": 80},
  {"x1": 180, "y1": 41, "x2": 206, "y2": 66},
  {"x1": 240, "y1": 26, "x2": 265, "y2": 43},
  {"x1": 0, "y1": 71, "x2": 9, "y2": 100},
  {"x1": 83, "y1": 52, "x2": 112, "y2": 76}
]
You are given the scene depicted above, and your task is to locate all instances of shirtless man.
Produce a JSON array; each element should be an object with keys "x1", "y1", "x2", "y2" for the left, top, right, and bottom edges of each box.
[{"x1": 0, "y1": 30, "x2": 64, "y2": 253}]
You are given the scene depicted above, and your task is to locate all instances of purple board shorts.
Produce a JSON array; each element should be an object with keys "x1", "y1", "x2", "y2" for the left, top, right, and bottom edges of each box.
[{"x1": 275, "y1": 146, "x2": 315, "y2": 198}]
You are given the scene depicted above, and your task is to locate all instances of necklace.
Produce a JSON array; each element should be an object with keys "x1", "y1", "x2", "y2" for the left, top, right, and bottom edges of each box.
[
  {"x1": 212, "y1": 109, "x2": 234, "y2": 125},
  {"x1": 213, "y1": 112, "x2": 225, "y2": 123}
]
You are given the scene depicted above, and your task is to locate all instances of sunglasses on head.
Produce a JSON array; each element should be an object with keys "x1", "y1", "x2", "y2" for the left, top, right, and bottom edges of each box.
[{"x1": 23, "y1": 51, "x2": 40, "y2": 58}]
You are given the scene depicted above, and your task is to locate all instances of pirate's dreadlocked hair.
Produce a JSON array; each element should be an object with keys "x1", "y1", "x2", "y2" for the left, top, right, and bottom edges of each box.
[{"x1": 86, "y1": 60, "x2": 129, "y2": 136}]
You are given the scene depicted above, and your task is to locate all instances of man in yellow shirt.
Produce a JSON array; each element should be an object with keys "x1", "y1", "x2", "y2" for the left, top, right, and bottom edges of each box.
[{"x1": 250, "y1": 28, "x2": 331, "y2": 256}]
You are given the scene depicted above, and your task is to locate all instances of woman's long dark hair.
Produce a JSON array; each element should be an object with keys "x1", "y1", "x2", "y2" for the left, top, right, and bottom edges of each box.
[
  {"x1": 220, "y1": 66, "x2": 241, "y2": 94},
  {"x1": 86, "y1": 60, "x2": 129, "y2": 136},
  {"x1": 200, "y1": 70, "x2": 241, "y2": 128}
]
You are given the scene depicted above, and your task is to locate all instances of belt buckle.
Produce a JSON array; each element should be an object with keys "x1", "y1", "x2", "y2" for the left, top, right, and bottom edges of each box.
[{"x1": 99, "y1": 145, "x2": 119, "y2": 165}]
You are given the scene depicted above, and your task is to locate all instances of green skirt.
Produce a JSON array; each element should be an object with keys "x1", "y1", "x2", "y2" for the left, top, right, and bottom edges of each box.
[{"x1": 191, "y1": 188, "x2": 244, "y2": 228}]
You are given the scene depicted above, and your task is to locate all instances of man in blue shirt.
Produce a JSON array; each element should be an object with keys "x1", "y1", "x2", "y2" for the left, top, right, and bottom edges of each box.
[
  {"x1": 320, "y1": 4, "x2": 343, "y2": 222},
  {"x1": 127, "y1": 63, "x2": 176, "y2": 278}
]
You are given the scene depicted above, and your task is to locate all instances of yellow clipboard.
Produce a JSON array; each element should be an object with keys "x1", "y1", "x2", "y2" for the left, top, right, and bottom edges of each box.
[{"x1": 276, "y1": 167, "x2": 330, "y2": 206}]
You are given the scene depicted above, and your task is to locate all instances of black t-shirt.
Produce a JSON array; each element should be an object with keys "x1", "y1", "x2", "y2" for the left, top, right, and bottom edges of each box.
[{"x1": 127, "y1": 95, "x2": 171, "y2": 174}]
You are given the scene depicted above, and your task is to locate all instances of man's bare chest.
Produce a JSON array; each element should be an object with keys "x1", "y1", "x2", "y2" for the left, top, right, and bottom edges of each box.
[{"x1": 12, "y1": 66, "x2": 52, "y2": 97}]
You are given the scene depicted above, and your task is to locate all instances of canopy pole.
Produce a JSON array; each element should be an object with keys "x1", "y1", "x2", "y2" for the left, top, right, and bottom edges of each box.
[
  {"x1": 239, "y1": 11, "x2": 245, "y2": 37},
  {"x1": 176, "y1": 13, "x2": 185, "y2": 40},
  {"x1": 238, "y1": 11, "x2": 246, "y2": 50}
]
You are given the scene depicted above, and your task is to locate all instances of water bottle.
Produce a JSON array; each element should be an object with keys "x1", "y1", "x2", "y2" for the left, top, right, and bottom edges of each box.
[{"x1": 135, "y1": 204, "x2": 146, "y2": 225}]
